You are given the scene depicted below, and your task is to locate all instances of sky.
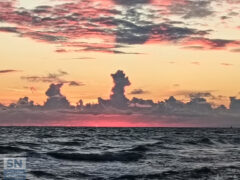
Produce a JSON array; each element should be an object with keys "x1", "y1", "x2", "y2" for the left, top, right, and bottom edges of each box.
[{"x1": 1, "y1": 0, "x2": 240, "y2": 127}]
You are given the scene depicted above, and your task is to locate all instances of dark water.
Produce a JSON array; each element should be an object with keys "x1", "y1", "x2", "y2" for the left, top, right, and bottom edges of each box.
[{"x1": 0, "y1": 127, "x2": 240, "y2": 180}]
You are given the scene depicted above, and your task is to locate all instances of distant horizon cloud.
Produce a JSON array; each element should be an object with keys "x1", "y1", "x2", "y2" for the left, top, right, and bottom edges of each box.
[{"x1": 1, "y1": 70, "x2": 240, "y2": 127}]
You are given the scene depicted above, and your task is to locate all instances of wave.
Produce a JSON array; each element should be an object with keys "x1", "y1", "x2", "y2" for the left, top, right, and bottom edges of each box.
[
  {"x1": 63, "y1": 171, "x2": 93, "y2": 179},
  {"x1": 15, "y1": 142, "x2": 40, "y2": 147},
  {"x1": 128, "y1": 144, "x2": 149, "y2": 152},
  {"x1": 30, "y1": 170, "x2": 56, "y2": 179},
  {"x1": 47, "y1": 150, "x2": 143, "y2": 162},
  {"x1": 184, "y1": 137, "x2": 215, "y2": 145},
  {"x1": 114, "y1": 167, "x2": 216, "y2": 179},
  {"x1": 0, "y1": 145, "x2": 30, "y2": 154},
  {"x1": 51, "y1": 141, "x2": 83, "y2": 146},
  {"x1": 233, "y1": 137, "x2": 240, "y2": 144}
]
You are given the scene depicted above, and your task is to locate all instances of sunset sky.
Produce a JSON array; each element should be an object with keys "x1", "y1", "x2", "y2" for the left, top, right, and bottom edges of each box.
[{"x1": 1, "y1": 0, "x2": 240, "y2": 127}]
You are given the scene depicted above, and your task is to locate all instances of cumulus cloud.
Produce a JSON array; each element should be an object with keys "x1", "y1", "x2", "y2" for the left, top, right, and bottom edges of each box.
[
  {"x1": 229, "y1": 97, "x2": 240, "y2": 112},
  {"x1": 1, "y1": 70, "x2": 240, "y2": 126},
  {"x1": 16, "y1": 97, "x2": 34, "y2": 108},
  {"x1": 44, "y1": 83, "x2": 71, "y2": 109},
  {"x1": 129, "y1": 97, "x2": 154, "y2": 108},
  {"x1": 98, "y1": 70, "x2": 131, "y2": 109}
]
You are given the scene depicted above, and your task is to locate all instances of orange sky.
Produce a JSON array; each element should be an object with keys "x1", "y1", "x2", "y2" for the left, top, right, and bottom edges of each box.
[{"x1": 1, "y1": 0, "x2": 240, "y2": 108}]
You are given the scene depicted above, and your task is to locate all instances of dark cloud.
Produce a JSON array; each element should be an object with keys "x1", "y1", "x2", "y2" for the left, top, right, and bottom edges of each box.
[
  {"x1": 182, "y1": 46, "x2": 205, "y2": 50},
  {"x1": 98, "y1": 70, "x2": 130, "y2": 109},
  {"x1": 184, "y1": 38, "x2": 240, "y2": 50},
  {"x1": 45, "y1": 83, "x2": 63, "y2": 97},
  {"x1": 129, "y1": 97, "x2": 154, "y2": 108},
  {"x1": 115, "y1": 20, "x2": 208, "y2": 45},
  {"x1": 0, "y1": 69, "x2": 19, "y2": 74},
  {"x1": 21, "y1": 71, "x2": 66, "y2": 83},
  {"x1": 113, "y1": 0, "x2": 150, "y2": 6},
  {"x1": 221, "y1": 16, "x2": 228, "y2": 20},
  {"x1": 229, "y1": 97, "x2": 240, "y2": 112},
  {"x1": 22, "y1": 31, "x2": 67, "y2": 43},
  {"x1": 110, "y1": 70, "x2": 131, "y2": 106},
  {"x1": 189, "y1": 92, "x2": 214, "y2": 99},
  {"x1": 44, "y1": 83, "x2": 71, "y2": 109},
  {"x1": 178, "y1": 1, "x2": 213, "y2": 19},
  {"x1": 15, "y1": 97, "x2": 34, "y2": 108},
  {"x1": 186, "y1": 97, "x2": 212, "y2": 113},
  {"x1": 156, "y1": 96, "x2": 185, "y2": 114},
  {"x1": 0, "y1": 27, "x2": 19, "y2": 33},
  {"x1": 0, "y1": 0, "x2": 237, "y2": 54},
  {"x1": 130, "y1": 89, "x2": 149, "y2": 95},
  {"x1": 171, "y1": 90, "x2": 215, "y2": 99},
  {"x1": 21, "y1": 70, "x2": 83, "y2": 86},
  {"x1": 2, "y1": 69, "x2": 240, "y2": 126},
  {"x1": 69, "y1": 81, "x2": 81, "y2": 86},
  {"x1": 81, "y1": 46, "x2": 142, "y2": 54}
]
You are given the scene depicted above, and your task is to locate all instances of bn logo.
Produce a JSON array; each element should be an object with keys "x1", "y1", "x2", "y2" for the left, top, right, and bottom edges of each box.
[{"x1": 3, "y1": 158, "x2": 26, "y2": 180}]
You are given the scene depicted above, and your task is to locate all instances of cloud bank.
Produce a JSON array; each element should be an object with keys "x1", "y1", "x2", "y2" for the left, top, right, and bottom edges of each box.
[{"x1": 1, "y1": 70, "x2": 240, "y2": 127}]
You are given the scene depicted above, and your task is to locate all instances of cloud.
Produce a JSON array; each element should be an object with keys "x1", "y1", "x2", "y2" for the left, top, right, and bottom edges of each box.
[
  {"x1": 44, "y1": 83, "x2": 71, "y2": 109},
  {"x1": 68, "y1": 81, "x2": 82, "y2": 86},
  {"x1": 183, "y1": 38, "x2": 240, "y2": 50},
  {"x1": 182, "y1": 46, "x2": 205, "y2": 50},
  {"x1": 170, "y1": 0, "x2": 214, "y2": 19},
  {"x1": 170, "y1": 90, "x2": 215, "y2": 99},
  {"x1": 130, "y1": 97, "x2": 154, "y2": 108},
  {"x1": 0, "y1": 0, "x2": 238, "y2": 54},
  {"x1": 115, "y1": 20, "x2": 208, "y2": 45},
  {"x1": 15, "y1": 97, "x2": 35, "y2": 108},
  {"x1": 0, "y1": 69, "x2": 19, "y2": 74},
  {"x1": 191, "y1": 61, "x2": 200, "y2": 65},
  {"x1": 2, "y1": 69, "x2": 240, "y2": 126},
  {"x1": 0, "y1": 27, "x2": 19, "y2": 33},
  {"x1": 229, "y1": 97, "x2": 240, "y2": 112},
  {"x1": 21, "y1": 70, "x2": 84, "y2": 86},
  {"x1": 72, "y1": 57, "x2": 96, "y2": 60},
  {"x1": 45, "y1": 83, "x2": 63, "y2": 97},
  {"x1": 98, "y1": 70, "x2": 131, "y2": 109},
  {"x1": 113, "y1": 0, "x2": 151, "y2": 6},
  {"x1": 186, "y1": 97, "x2": 212, "y2": 113},
  {"x1": 129, "y1": 89, "x2": 149, "y2": 95},
  {"x1": 188, "y1": 92, "x2": 214, "y2": 99},
  {"x1": 230, "y1": 48, "x2": 240, "y2": 53}
]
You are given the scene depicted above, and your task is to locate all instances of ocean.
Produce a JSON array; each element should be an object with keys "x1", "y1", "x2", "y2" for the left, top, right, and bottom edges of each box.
[{"x1": 0, "y1": 127, "x2": 240, "y2": 180}]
